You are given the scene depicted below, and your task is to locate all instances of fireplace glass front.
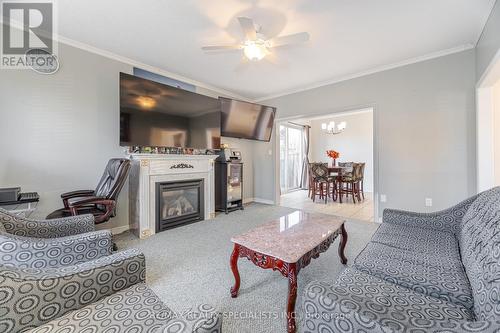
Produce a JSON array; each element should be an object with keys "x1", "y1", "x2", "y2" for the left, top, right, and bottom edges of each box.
[{"x1": 156, "y1": 179, "x2": 204, "y2": 232}]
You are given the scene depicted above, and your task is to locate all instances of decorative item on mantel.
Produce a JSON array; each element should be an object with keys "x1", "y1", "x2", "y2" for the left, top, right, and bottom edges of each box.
[
  {"x1": 127, "y1": 146, "x2": 214, "y2": 155},
  {"x1": 326, "y1": 150, "x2": 340, "y2": 167}
]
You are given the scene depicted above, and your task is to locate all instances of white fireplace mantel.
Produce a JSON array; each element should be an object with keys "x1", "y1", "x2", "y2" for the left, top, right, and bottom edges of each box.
[{"x1": 128, "y1": 154, "x2": 218, "y2": 239}]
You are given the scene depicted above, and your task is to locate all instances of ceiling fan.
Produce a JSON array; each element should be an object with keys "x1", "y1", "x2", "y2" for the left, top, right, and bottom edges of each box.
[{"x1": 202, "y1": 17, "x2": 310, "y2": 61}]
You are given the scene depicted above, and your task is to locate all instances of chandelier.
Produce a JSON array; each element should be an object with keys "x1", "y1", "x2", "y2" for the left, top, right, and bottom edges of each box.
[{"x1": 321, "y1": 121, "x2": 347, "y2": 135}]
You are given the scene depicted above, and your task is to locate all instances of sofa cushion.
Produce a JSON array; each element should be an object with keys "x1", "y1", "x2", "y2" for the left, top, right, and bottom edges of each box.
[
  {"x1": 354, "y1": 242, "x2": 473, "y2": 310},
  {"x1": 301, "y1": 268, "x2": 474, "y2": 333},
  {"x1": 30, "y1": 283, "x2": 223, "y2": 333},
  {"x1": 30, "y1": 283, "x2": 171, "y2": 333},
  {"x1": 371, "y1": 223, "x2": 459, "y2": 255},
  {"x1": 459, "y1": 187, "x2": 500, "y2": 321}
]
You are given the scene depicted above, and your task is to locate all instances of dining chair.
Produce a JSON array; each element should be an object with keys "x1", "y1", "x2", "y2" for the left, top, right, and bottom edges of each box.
[
  {"x1": 338, "y1": 163, "x2": 363, "y2": 203},
  {"x1": 309, "y1": 162, "x2": 330, "y2": 203},
  {"x1": 338, "y1": 162, "x2": 353, "y2": 176}
]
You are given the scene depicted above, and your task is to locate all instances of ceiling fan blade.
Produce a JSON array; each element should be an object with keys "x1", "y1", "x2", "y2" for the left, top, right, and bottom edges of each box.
[
  {"x1": 268, "y1": 32, "x2": 310, "y2": 47},
  {"x1": 201, "y1": 45, "x2": 242, "y2": 51},
  {"x1": 238, "y1": 17, "x2": 257, "y2": 41}
]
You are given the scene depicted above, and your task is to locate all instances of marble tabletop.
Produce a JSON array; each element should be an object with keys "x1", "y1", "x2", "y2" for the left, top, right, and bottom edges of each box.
[{"x1": 231, "y1": 210, "x2": 346, "y2": 263}]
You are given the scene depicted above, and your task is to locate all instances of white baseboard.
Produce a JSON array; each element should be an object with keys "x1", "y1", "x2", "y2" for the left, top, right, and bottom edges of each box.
[
  {"x1": 111, "y1": 225, "x2": 130, "y2": 235},
  {"x1": 252, "y1": 197, "x2": 275, "y2": 205},
  {"x1": 242, "y1": 197, "x2": 275, "y2": 205},
  {"x1": 243, "y1": 197, "x2": 254, "y2": 204}
]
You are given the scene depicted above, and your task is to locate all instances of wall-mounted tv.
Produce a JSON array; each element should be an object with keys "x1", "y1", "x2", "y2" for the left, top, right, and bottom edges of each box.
[
  {"x1": 220, "y1": 97, "x2": 276, "y2": 142},
  {"x1": 120, "y1": 72, "x2": 221, "y2": 149}
]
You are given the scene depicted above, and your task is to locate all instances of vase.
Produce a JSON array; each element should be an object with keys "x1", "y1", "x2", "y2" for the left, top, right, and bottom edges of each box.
[{"x1": 331, "y1": 159, "x2": 337, "y2": 167}]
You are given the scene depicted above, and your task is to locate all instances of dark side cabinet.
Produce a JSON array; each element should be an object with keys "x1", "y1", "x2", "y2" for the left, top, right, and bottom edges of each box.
[{"x1": 215, "y1": 162, "x2": 244, "y2": 214}]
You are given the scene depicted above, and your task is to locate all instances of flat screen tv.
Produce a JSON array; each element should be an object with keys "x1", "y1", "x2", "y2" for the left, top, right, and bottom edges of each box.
[
  {"x1": 120, "y1": 72, "x2": 221, "y2": 149},
  {"x1": 220, "y1": 97, "x2": 276, "y2": 142}
]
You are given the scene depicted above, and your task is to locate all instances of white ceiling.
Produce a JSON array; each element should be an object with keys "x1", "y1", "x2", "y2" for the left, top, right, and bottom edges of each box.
[{"x1": 58, "y1": 0, "x2": 495, "y2": 100}]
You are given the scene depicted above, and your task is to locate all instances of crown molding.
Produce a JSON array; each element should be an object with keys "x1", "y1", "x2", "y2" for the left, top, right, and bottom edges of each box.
[
  {"x1": 3, "y1": 19, "x2": 476, "y2": 104},
  {"x1": 55, "y1": 35, "x2": 250, "y2": 101},
  {"x1": 255, "y1": 44, "x2": 475, "y2": 102},
  {"x1": 477, "y1": 48, "x2": 500, "y2": 88}
]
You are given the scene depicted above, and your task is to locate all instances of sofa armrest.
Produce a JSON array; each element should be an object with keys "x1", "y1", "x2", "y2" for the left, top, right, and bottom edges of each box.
[
  {"x1": 0, "y1": 249, "x2": 145, "y2": 332},
  {"x1": 0, "y1": 230, "x2": 113, "y2": 268},
  {"x1": 2, "y1": 212, "x2": 95, "y2": 238},
  {"x1": 160, "y1": 304, "x2": 223, "y2": 333},
  {"x1": 382, "y1": 194, "x2": 479, "y2": 234}
]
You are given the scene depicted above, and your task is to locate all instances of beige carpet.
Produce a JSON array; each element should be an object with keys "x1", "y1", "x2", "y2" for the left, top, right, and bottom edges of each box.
[{"x1": 115, "y1": 203, "x2": 379, "y2": 333}]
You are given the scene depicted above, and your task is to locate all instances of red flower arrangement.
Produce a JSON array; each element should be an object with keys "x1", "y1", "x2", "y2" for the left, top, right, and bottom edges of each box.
[{"x1": 326, "y1": 150, "x2": 340, "y2": 159}]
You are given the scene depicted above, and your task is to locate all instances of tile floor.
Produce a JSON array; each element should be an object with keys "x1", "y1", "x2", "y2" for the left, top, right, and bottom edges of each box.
[{"x1": 279, "y1": 189, "x2": 375, "y2": 222}]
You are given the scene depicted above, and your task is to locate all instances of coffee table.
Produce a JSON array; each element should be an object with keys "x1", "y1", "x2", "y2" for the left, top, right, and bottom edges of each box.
[{"x1": 229, "y1": 210, "x2": 348, "y2": 333}]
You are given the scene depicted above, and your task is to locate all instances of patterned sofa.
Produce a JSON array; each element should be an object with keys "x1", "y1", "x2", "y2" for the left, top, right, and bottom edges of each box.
[
  {"x1": 0, "y1": 209, "x2": 222, "y2": 332},
  {"x1": 301, "y1": 187, "x2": 500, "y2": 332}
]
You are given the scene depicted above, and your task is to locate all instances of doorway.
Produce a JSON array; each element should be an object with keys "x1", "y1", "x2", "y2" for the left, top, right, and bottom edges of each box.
[
  {"x1": 276, "y1": 108, "x2": 377, "y2": 222},
  {"x1": 279, "y1": 123, "x2": 304, "y2": 194}
]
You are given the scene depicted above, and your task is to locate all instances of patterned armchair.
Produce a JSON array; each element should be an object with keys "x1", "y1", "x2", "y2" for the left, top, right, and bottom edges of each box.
[
  {"x1": 0, "y1": 209, "x2": 222, "y2": 332},
  {"x1": 0, "y1": 249, "x2": 146, "y2": 332},
  {"x1": 0, "y1": 208, "x2": 114, "y2": 268},
  {"x1": 301, "y1": 188, "x2": 500, "y2": 332},
  {"x1": 0, "y1": 208, "x2": 146, "y2": 331},
  {"x1": 0, "y1": 207, "x2": 97, "y2": 238}
]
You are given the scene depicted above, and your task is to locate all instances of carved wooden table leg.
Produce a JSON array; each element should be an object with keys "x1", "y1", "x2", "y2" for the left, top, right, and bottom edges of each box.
[
  {"x1": 286, "y1": 263, "x2": 298, "y2": 333},
  {"x1": 338, "y1": 223, "x2": 348, "y2": 265},
  {"x1": 230, "y1": 244, "x2": 241, "y2": 298}
]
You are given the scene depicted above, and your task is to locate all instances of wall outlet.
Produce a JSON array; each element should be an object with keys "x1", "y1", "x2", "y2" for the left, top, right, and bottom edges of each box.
[
  {"x1": 425, "y1": 198, "x2": 433, "y2": 207},
  {"x1": 380, "y1": 194, "x2": 387, "y2": 203}
]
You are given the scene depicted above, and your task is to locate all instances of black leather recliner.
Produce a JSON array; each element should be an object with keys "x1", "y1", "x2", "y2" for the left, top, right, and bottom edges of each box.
[{"x1": 47, "y1": 158, "x2": 131, "y2": 224}]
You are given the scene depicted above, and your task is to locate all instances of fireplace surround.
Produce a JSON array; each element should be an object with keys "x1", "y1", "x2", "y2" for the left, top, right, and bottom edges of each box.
[{"x1": 128, "y1": 154, "x2": 217, "y2": 239}]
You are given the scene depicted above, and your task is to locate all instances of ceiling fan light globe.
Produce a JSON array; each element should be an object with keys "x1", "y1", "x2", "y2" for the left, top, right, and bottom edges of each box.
[{"x1": 243, "y1": 40, "x2": 267, "y2": 61}]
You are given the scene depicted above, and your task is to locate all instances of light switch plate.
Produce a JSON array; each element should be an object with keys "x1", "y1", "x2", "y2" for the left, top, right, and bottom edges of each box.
[
  {"x1": 425, "y1": 198, "x2": 433, "y2": 207},
  {"x1": 380, "y1": 194, "x2": 387, "y2": 203}
]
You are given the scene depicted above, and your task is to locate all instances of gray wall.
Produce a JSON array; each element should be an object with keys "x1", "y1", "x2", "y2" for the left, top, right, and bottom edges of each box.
[
  {"x1": 194, "y1": 87, "x2": 257, "y2": 202},
  {"x1": 476, "y1": 0, "x2": 500, "y2": 82},
  {"x1": 259, "y1": 50, "x2": 477, "y2": 219},
  {"x1": 0, "y1": 43, "x2": 132, "y2": 230},
  {"x1": 0, "y1": 43, "x2": 257, "y2": 232},
  {"x1": 220, "y1": 137, "x2": 255, "y2": 202}
]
